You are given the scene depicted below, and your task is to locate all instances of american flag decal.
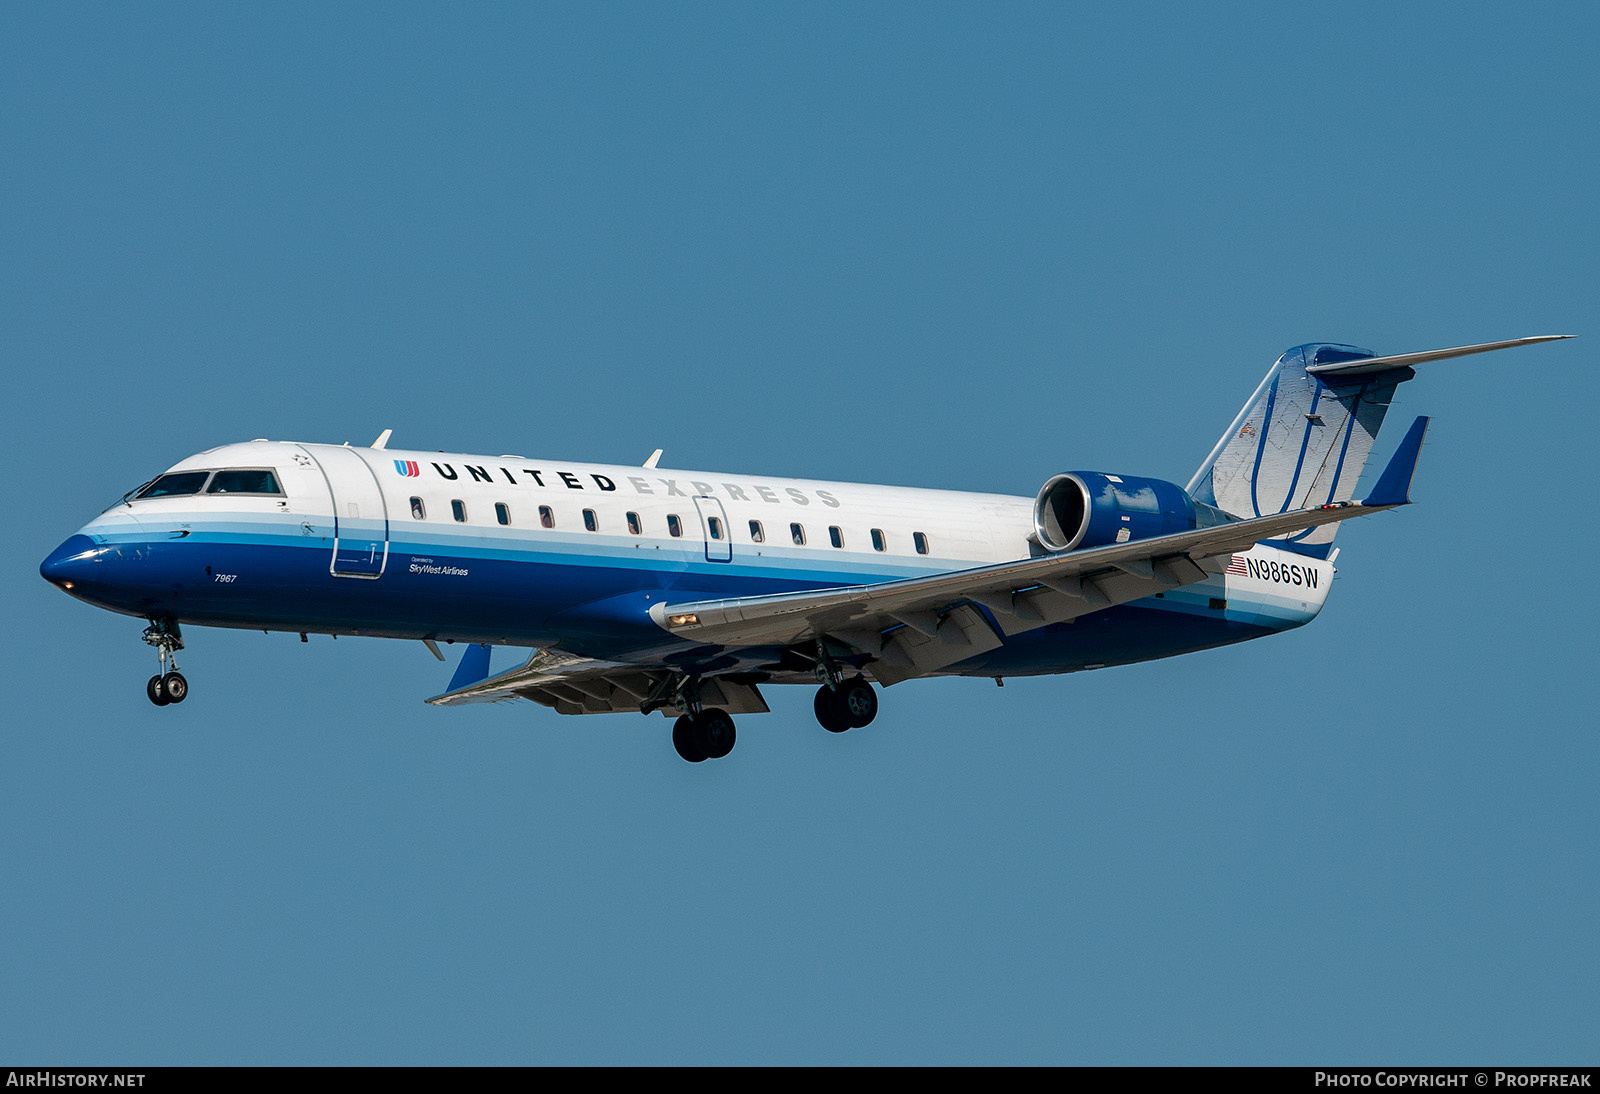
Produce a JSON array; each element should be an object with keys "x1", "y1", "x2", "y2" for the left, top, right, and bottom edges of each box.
[{"x1": 1226, "y1": 555, "x2": 1249, "y2": 575}]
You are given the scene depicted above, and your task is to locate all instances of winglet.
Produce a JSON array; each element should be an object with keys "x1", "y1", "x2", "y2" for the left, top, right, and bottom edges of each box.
[
  {"x1": 371, "y1": 429, "x2": 393, "y2": 449},
  {"x1": 643, "y1": 449, "x2": 663, "y2": 469},
  {"x1": 447, "y1": 643, "x2": 493, "y2": 691},
  {"x1": 1363, "y1": 416, "x2": 1430, "y2": 507}
]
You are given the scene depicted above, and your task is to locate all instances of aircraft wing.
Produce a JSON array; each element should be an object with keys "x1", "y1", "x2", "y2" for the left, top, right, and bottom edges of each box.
[
  {"x1": 433, "y1": 418, "x2": 1427, "y2": 701},
  {"x1": 425, "y1": 646, "x2": 772, "y2": 716},
  {"x1": 655, "y1": 417, "x2": 1431, "y2": 684}
]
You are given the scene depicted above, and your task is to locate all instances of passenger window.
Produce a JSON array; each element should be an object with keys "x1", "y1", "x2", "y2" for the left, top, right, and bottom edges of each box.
[
  {"x1": 539, "y1": 505, "x2": 554, "y2": 529},
  {"x1": 829, "y1": 526, "x2": 844, "y2": 549},
  {"x1": 583, "y1": 508, "x2": 598, "y2": 532},
  {"x1": 708, "y1": 516, "x2": 724, "y2": 540},
  {"x1": 451, "y1": 500, "x2": 467, "y2": 522},
  {"x1": 137, "y1": 471, "x2": 211, "y2": 498},
  {"x1": 410, "y1": 497, "x2": 426, "y2": 520},
  {"x1": 627, "y1": 512, "x2": 642, "y2": 535},
  {"x1": 913, "y1": 531, "x2": 930, "y2": 555},
  {"x1": 790, "y1": 522, "x2": 805, "y2": 546},
  {"x1": 495, "y1": 502, "x2": 510, "y2": 526},
  {"x1": 870, "y1": 528, "x2": 886, "y2": 552},
  {"x1": 206, "y1": 468, "x2": 282, "y2": 495},
  {"x1": 667, "y1": 514, "x2": 683, "y2": 537},
  {"x1": 749, "y1": 520, "x2": 765, "y2": 543}
]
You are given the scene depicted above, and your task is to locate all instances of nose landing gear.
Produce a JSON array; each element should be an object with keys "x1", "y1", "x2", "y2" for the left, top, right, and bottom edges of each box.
[{"x1": 142, "y1": 620, "x2": 189, "y2": 706}]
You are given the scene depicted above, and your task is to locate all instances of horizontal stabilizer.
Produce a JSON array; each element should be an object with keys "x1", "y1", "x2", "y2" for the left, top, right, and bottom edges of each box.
[
  {"x1": 1363, "y1": 416, "x2": 1429, "y2": 507},
  {"x1": 1305, "y1": 335, "x2": 1573, "y2": 377}
]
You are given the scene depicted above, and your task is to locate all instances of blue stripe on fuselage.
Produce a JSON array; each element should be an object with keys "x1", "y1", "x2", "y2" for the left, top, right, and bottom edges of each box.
[
  {"x1": 63, "y1": 515, "x2": 945, "y2": 655},
  {"x1": 62, "y1": 513, "x2": 1315, "y2": 673}
]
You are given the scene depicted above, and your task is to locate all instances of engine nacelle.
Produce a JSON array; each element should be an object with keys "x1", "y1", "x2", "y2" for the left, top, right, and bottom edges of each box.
[{"x1": 1033, "y1": 472, "x2": 1231, "y2": 552}]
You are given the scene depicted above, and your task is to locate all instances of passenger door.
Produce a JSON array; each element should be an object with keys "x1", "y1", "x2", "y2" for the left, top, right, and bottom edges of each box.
[
  {"x1": 691, "y1": 495, "x2": 732, "y2": 563},
  {"x1": 298, "y1": 444, "x2": 390, "y2": 578}
]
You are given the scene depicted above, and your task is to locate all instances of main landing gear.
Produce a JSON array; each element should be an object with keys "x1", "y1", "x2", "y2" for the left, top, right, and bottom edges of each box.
[
  {"x1": 810, "y1": 639, "x2": 878, "y2": 733},
  {"x1": 646, "y1": 676, "x2": 738, "y2": 763},
  {"x1": 650, "y1": 659, "x2": 880, "y2": 762},
  {"x1": 142, "y1": 619, "x2": 189, "y2": 706},
  {"x1": 672, "y1": 709, "x2": 737, "y2": 763},
  {"x1": 814, "y1": 678, "x2": 877, "y2": 733}
]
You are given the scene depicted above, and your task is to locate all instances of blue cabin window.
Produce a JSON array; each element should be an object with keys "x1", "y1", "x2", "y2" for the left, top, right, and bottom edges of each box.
[
  {"x1": 583, "y1": 508, "x2": 598, "y2": 532},
  {"x1": 539, "y1": 505, "x2": 554, "y2": 528},
  {"x1": 749, "y1": 520, "x2": 765, "y2": 543},
  {"x1": 913, "y1": 531, "x2": 930, "y2": 555},
  {"x1": 667, "y1": 514, "x2": 683, "y2": 537},
  {"x1": 495, "y1": 502, "x2": 510, "y2": 526},
  {"x1": 451, "y1": 500, "x2": 467, "y2": 522},
  {"x1": 790, "y1": 522, "x2": 805, "y2": 546},
  {"x1": 870, "y1": 528, "x2": 886, "y2": 552},
  {"x1": 410, "y1": 497, "x2": 426, "y2": 520},
  {"x1": 627, "y1": 512, "x2": 642, "y2": 535},
  {"x1": 829, "y1": 526, "x2": 844, "y2": 549}
]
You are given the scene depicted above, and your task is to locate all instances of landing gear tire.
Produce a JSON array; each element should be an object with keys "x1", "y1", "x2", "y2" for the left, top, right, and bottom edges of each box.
[
  {"x1": 672, "y1": 710, "x2": 738, "y2": 762},
  {"x1": 141, "y1": 620, "x2": 186, "y2": 708},
  {"x1": 814, "y1": 686, "x2": 851, "y2": 733},
  {"x1": 673, "y1": 716, "x2": 708, "y2": 763},
  {"x1": 836, "y1": 677, "x2": 877, "y2": 728},
  {"x1": 815, "y1": 679, "x2": 877, "y2": 732},
  {"x1": 698, "y1": 709, "x2": 736, "y2": 759}
]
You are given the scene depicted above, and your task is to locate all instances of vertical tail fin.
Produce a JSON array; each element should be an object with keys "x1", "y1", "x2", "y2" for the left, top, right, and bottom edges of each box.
[
  {"x1": 1186, "y1": 335, "x2": 1572, "y2": 558},
  {"x1": 1187, "y1": 343, "x2": 1405, "y2": 558}
]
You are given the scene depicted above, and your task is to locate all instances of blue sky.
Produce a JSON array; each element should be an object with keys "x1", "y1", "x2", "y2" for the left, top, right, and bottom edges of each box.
[{"x1": 3, "y1": 3, "x2": 1596, "y2": 1063}]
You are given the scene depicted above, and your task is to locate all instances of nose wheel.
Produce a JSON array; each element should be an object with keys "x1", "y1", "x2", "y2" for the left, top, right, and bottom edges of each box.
[
  {"x1": 142, "y1": 619, "x2": 189, "y2": 706},
  {"x1": 146, "y1": 672, "x2": 188, "y2": 706}
]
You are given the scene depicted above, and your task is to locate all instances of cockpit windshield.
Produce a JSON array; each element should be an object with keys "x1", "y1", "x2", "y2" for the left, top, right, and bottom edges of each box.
[
  {"x1": 130, "y1": 467, "x2": 285, "y2": 501},
  {"x1": 136, "y1": 471, "x2": 212, "y2": 498},
  {"x1": 206, "y1": 469, "x2": 282, "y2": 495}
]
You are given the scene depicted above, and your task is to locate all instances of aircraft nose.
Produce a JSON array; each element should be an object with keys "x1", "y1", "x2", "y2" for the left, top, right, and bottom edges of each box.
[{"x1": 40, "y1": 534, "x2": 100, "y2": 591}]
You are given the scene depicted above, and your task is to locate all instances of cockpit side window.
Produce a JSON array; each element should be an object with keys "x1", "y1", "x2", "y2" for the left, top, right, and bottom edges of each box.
[
  {"x1": 205, "y1": 468, "x2": 283, "y2": 495},
  {"x1": 137, "y1": 471, "x2": 211, "y2": 498}
]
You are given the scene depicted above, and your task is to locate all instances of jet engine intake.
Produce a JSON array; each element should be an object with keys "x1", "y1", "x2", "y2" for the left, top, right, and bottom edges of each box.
[{"x1": 1033, "y1": 472, "x2": 1233, "y2": 552}]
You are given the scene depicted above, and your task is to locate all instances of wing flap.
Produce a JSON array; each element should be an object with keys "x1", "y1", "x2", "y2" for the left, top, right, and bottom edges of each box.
[
  {"x1": 427, "y1": 647, "x2": 645, "y2": 707},
  {"x1": 426, "y1": 647, "x2": 771, "y2": 716},
  {"x1": 655, "y1": 493, "x2": 1403, "y2": 662}
]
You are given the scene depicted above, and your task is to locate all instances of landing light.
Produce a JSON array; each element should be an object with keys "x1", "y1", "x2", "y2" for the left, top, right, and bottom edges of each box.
[
  {"x1": 62, "y1": 581, "x2": 74, "y2": 590},
  {"x1": 668, "y1": 613, "x2": 699, "y2": 627}
]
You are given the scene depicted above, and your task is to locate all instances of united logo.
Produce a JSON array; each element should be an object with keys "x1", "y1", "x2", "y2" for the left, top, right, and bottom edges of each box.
[{"x1": 393, "y1": 460, "x2": 420, "y2": 478}]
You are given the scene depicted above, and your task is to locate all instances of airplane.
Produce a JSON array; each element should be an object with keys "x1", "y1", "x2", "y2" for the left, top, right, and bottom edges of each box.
[{"x1": 40, "y1": 335, "x2": 1570, "y2": 762}]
